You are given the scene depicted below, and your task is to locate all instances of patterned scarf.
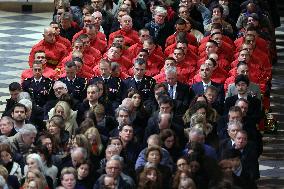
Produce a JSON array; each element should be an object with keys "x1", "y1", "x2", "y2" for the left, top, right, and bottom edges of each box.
[{"x1": 150, "y1": 21, "x2": 165, "y2": 38}]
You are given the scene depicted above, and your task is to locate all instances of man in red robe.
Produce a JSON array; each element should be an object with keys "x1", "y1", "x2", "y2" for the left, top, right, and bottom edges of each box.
[
  {"x1": 165, "y1": 18, "x2": 198, "y2": 48},
  {"x1": 50, "y1": 21, "x2": 72, "y2": 52},
  {"x1": 29, "y1": 27, "x2": 68, "y2": 69},
  {"x1": 22, "y1": 51, "x2": 57, "y2": 82},
  {"x1": 108, "y1": 15, "x2": 140, "y2": 48}
]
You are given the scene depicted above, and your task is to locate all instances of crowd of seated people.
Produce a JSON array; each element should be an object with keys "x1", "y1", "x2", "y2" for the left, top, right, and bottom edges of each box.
[{"x1": 0, "y1": 0, "x2": 280, "y2": 188}]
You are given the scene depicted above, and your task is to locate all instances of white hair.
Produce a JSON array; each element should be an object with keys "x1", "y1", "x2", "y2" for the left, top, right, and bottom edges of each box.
[
  {"x1": 18, "y1": 124, "x2": 37, "y2": 136},
  {"x1": 19, "y1": 99, "x2": 32, "y2": 110},
  {"x1": 53, "y1": 81, "x2": 67, "y2": 90},
  {"x1": 227, "y1": 120, "x2": 243, "y2": 130},
  {"x1": 165, "y1": 66, "x2": 177, "y2": 76},
  {"x1": 110, "y1": 155, "x2": 124, "y2": 163},
  {"x1": 18, "y1": 92, "x2": 31, "y2": 101},
  {"x1": 26, "y1": 153, "x2": 45, "y2": 173},
  {"x1": 189, "y1": 127, "x2": 204, "y2": 139},
  {"x1": 92, "y1": 11, "x2": 102, "y2": 18},
  {"x1": 71, "y1": 147, "x2": 88, "y2": 160},
  {"x1": 154, "y1": 6, "x2": 167, "y2": 15},
  {"x1": 0, "y1": 175, "x2": 6, "y2": 188}
]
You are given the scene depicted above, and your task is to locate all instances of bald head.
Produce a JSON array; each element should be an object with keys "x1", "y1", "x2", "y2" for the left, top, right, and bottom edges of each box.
[
  {"x1": 43, "y1": 27, "x2": 55, "y2": 44},
  {"x1": 120, "y1": 15, "x2": 133, "y2": 30}
]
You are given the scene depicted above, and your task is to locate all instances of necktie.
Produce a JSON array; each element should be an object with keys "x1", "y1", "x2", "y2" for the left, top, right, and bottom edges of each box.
[
  {"x1": 35, "y1": 81, "x2": 40, "y2": 85},
  {"x1": 204, "y1": 84, "x2": 208, "y2": 91},
  {"x1": 169, "y1": 86, "x2": 174, "y2": 98},
  {"x1": 136, "y1": 80, "x2": 141, "y2": 88}
]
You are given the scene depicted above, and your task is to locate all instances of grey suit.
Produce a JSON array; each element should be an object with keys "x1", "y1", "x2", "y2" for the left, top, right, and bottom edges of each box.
[{"x1": 226, "y1": 82, "x2": 261, "y2": 100}]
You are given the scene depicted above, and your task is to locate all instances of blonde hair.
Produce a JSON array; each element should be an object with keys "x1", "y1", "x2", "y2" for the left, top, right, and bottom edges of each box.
[
  {"x1": 190, "y1": 113, "x2": 206, "y2": 126},
  {"x1": 53, "y1": 101, "x2": 71, "y2": 120},
  {"x1": 84, "y1": 127, "x2": 103, "y2": 155},
  {"x1": 92, "y1": 103, "x2": 105, "y2": 116},
  {"x1": 74, "y1": 134, "x2": 91, "y2": 154},
  {"x1": 25, "y1": 169, "x2": 47, "y2": 189},
  {"x1": 0, "y1": 165, "x2": 8, "y2": 180},
  {"x1": 60, "y1": 167, "x2": 77, "y2": 180}
]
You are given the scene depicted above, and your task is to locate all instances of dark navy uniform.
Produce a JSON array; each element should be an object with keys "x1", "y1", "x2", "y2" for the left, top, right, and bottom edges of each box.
[
  {"x1": 123, "y1": 76, "x2": 156, "y2": 101},
  {"x1": 22, "y1": 76, "x2": 53, "y2": 107},
  {"x1": 59, "y1": 76, "x2": 87, "y2": 102},
  {"x1": 89, "y1": 76, "x2": 123, "y2": 110}
]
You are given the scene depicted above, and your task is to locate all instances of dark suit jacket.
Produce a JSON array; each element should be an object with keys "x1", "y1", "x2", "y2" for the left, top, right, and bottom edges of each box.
[
  {"x1": 218, "y1": 138, "x2": 233, "y2": 159},
  {"x1": 224, "y1": 95, "x2": 262, "y2": 122},
  {"x1": 59, "y1": 76, "x2": 87, "y2": 101},
  {"x1": 123, "y1": 76, "x2": 156, "y2": 101},
  {"x1": 89, "y1": 76, "x2": 123, "y2": 110},
  {"x1": 163, "y1": 81, "x2": 195, "y2": 114},
  {"x1": 240, "y1": 141, "x2": 260, "y2": 180},
  {"x1": 191, "y1": 80, "x2": 225, "y2": 105},
  {"x1": 145, "y1": 21, "x2": 174, "y2": 48},
  {"x1": 22, "y1": 76, "x2": 54, "y2": 107},
  {"x1": 144, "y1": 112, "x2": 185, "y2": 147}
]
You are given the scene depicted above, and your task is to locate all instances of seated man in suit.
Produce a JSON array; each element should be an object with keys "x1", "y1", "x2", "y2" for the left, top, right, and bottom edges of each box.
[
  {"x1": 191, "y1": 63, "x2": 225, "y2": 107},
  {"x1": 144, "y1": 96, "x2": 185, "y2": 147},
  {"x1": 123, "y1": 58, "x2": 156, "y2": 101},
  {"x1": 22, "y1": 60, "x2": 54, "y2": 107},
  {"x1": 225, "y1": 62, "x2": 261, "y2": 100},
  {"x1": 59, "y1": 61, "x2": 87, "y2": 102},
  {"x1": 219, "y1": 120, "x2": 243, "y2": 159},
  {"x1": 204, "y1": 85, "x2": 223, "y2": 115},
  {"x1": 164, "y1": 66, "x2": 195, "y2": 115},
  {"x1": 143, "y1": 83, "x2": 168, "y2": 116},
  {"x1": 90, "y1": 59, "x2": 123, "y2": 111},
  {"x1": 2, "y1": 82, "x2": 22, "y2": 117},
  {"x1": 233, "y1": 130, "x2": 259, "y2": 188},
  {"x1": 224, "y1": 74, "x2": 262, "y2": 123}
]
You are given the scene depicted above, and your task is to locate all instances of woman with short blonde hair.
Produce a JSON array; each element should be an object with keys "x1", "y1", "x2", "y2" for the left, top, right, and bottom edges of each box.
[{"x1": 48, "y1": 101, "x2": 78, "y2": 135}]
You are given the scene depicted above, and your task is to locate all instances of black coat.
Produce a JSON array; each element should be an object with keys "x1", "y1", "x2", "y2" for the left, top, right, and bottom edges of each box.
[
  {"x1": 191, "y1": 80, "x2": 225, "y2": 106},
  {"x1": 144, "y1": 21, "x2": 174, "y2": 48},
  {"x1": 123, "y1": 76, "x2": 156, "y2": 101},
  {"x1": 143, "y1": 112, "x2": 185, "y2": 147},
  {"x1": 59, "y1": 76, "x2": 87, "y2": 102},
  {"x1": 163, "y1": 81, "x2": 195, "y2": 115},
  {"x1": 90, "y1": 76, "x2": 123, "y2": 110},
  {"x1": 224, "y1": 95, "x2": 262, "y2": 122},
  {"x1": 22, "y1": 76, "x2": 54, "y2": 107}
]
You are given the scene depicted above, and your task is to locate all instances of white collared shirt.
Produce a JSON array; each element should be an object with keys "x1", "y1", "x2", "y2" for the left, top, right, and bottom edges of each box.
[
  {"x1": 134, "y1": 76, "x2": 142, "y2": 83},
  {"x1": 202, "y1": 81, "x2": 211, "y2": 91},
  {"x1": 168, "y1": 83, "x2": 177, "y2": 99},
  {"x1": 238, "y1": 93, "x2": 248, "y2": 100},
  {"x1": 34, "y1": 77, "x2": 42, "y2": 83},
  {"x1": 67, "y1": 76, "x2": 76, "y2": 83}
]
